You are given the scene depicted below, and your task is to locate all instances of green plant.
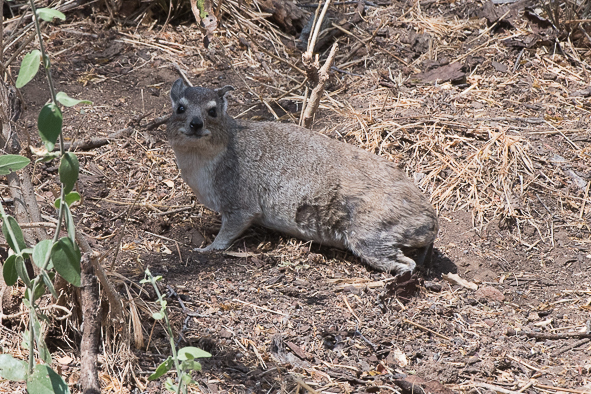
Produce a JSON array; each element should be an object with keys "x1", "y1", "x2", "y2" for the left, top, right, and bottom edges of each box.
[
  {"x1": 0, "y1": 2, "x2": 91, "y2": 392},
  {"x1": 141, "y1": 269, "x2": 211, "y2": 394}
]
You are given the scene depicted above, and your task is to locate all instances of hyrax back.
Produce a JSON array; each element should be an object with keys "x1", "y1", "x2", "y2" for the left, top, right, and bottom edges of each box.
[{"x1": 167, "y1": 79, "x2": 438, "y2": 274}]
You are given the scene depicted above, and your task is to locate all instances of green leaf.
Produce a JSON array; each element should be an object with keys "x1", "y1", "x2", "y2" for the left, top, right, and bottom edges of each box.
[
  {"x1": 20, "y1": 248, "x2": 33, "y2": 257},
  {"x1": 42, "y1": 271, "x2": 58, "y2": 299},
  {"x1": 36, "y1": 152, "x2": 60, "y2": 163},
  {"x1": 197, "y1": 0, "x2": 208, "y2": 18},
  {"x1": 2, "y1": 215, "x2": 27, "y2": 253},
  {"x1": 26, "y1": 364, "x2": 69, "y2": 394},
  {"x1": 164, "y1": 378, "x2": 177, "y2": 392},
  {"x1": 36, "y1": 8, "x2": 66, "y2": 22},
  {"x1": 15, "y1": 50, "x2": 41, "y2": 88},
  {"x1": 178, "y1": 346, "x2": 211, "y2": 360},
  {"x1": 0, "y1": 354, "x2": 27, "y2": 381},
  {"x1": 56, "y1": 92, "x2": 92, "y2": 107},
  {"x1": 3, "y1": 255, "x2": 18, "y2": 286},
  {"x1": 30, "y1": 314, "x2": 52, "y2": 365},
  {"x1": 65, "y1": 191, "x2": 81, "y2": 205},
  {"x1": 0, "y1": 154, "x2": 30, "y2": 175},
  {"x1": 180, "y1": 371, "x2": 194, "y2": 384},
  {"x1": 181, "y1": 359, "x2": 202, "y2": 373},
  {"x1": 14, "y1": 255, "x2": 31, "y2": 288},
  {"x1": 31, "y1": 280, "x2": 47, "y2": 303},
  {"x1": 21, "y1": 330, "x2": 30, "y2": 351},
  {"x1": 152, "y1": 311, "x2": 164, "y2": 320},
  {"x1": 148, "y1": 357, "x2": 173, "y2": 380},
  {"x1": 51, "y1": 237, "x2": 81, "y2": 287},
  {"x1": 33, "y1": 239, "x2": 53, "y2": 269},
  {"x1": 54, "y1": 192, "x2": 81, "y2": 209},
  {"x1": 36, "y1": 336, "x2": 52, "y2": 365},
  {"x1": 59, "y1": 153, "x2": 78, "y2": 194},
  {"x1": 38, "y1": 103, "x2": 62, "y2": 152},
  {"x1": 63, "y1": 204, "x2": 76, "y2": 243}
]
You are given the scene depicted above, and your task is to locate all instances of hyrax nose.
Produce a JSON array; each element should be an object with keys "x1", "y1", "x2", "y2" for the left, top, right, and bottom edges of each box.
[{"x1": 190, "y1": 117, "x2": 204, "y2": 131}]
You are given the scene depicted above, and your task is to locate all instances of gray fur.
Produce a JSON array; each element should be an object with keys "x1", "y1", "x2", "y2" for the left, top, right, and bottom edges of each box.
[{"x1": 167, "y1": 79, "x2": 439, "y2": 274}]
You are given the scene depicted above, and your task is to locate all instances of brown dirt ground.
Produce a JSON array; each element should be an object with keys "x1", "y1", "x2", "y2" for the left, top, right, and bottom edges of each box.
[{"x1": 1, "y1": 0, "x2": 591, "y2": 393}]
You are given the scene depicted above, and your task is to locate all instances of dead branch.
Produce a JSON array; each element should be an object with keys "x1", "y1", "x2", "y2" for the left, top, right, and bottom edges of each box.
[
  {"x1": 301, "y1": 42, "x2": 338, "y2": 129},
  {"x1": 1, "y1": 81, "x2": 47, "y2": 258},
  {"x1": 403, "y1": 318, "x2": 452, "y2": 341},
  {"x1": 144, "y1": 115, "x2": 170, "y2": 131},
  {"x1": 472, "y1": 382, "x2": 521, "y2": 394},
  {"x1": 524, "y1": 331, "x2": 591, "y2": 340},
  {"x1": 552, "y1": 338, "x2": 591, "y2": 357},
  {"x1": 64, "y1": 138, "x2": 109, "y2": 151},
  {"x1": 75, "y1": 231, "x2": 125, "y2": 323},
  {"x1": 79, "y1": 254, "x2": 101, "y2": 394}
]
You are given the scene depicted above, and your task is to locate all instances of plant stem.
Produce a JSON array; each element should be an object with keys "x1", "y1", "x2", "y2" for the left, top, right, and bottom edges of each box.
[
  {"x1": 26, "y1": 0, "x2": 68, "y2": 374},
  {"x1": 149, "y1": 273, "x2": 184, "y2": 393}
]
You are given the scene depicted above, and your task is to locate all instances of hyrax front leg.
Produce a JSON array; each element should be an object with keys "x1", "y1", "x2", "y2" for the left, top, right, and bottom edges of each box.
[{"x1": 194, "y1": 212, "x2": 255, "y2": 252}]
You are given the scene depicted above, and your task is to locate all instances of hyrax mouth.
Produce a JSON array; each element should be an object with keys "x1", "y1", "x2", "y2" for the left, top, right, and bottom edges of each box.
[{"x1": 183, "y1": 128, "x2": 211, "y2": 138}]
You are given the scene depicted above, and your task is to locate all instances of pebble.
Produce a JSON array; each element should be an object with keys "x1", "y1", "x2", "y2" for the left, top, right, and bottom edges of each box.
[{"x1": 475, "y1": 286, "x2": 505, "y2": 302}]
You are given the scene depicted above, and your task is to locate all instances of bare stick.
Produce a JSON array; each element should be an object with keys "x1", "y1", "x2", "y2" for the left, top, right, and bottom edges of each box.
[
  {"x1": 172, "y1": 62, "x2": 192, "y2": 87},
  {"x1": 19, "y1": 222, "x2": 57, "y2": 229},
  {"x1": 342, "y1": 294, "x2": 361, "y2": 324},
  {"x1": 0, "y1": 0, "x2": 4, "y2": 64},
  {"x1": 79, "y1": 254, "x2": 101, "y2": 394},
  {"x1": 472, "y1": 383, "x2": 521, "y2": 394},
  {"x1": 524, "y1": 331, "x2": 591, "y2": 340},
  {"x1": 232, "y1": 298, "x2": 288, "y2": 316},
  {"x1": 552, "y1": 338, "x2": 591, "y2": 357},
  {"x1": 534, "y1": 384, "x2": 591, "y2": 394},
  {"x1": 145, "y1": 115, "x2": 170, "y2": 131},
  {"x1": 302, "y1": 43, "x2": 338, "y2": 129},
  {"x1": 306, "y1": 0, "x2": 332, "y2": 55},
  {"x1": 75, "y1": 233, "x2": 124, "y2": 323},
  {"x1": 505, "y1": 355, "x2": 542, "y2": 372},
  {"x1": 403, "y1": 318, "x2": 452, "y2": 341},
  {"x1": 0, "y1": 82, "x2": 47, "y2": 251},
  {"x1": 63, "y1": 138, "x2": 109, "y2": 151}
]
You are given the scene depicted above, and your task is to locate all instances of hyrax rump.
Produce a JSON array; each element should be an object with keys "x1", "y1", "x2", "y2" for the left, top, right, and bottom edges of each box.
[{"x1": 167, "y1": 79, "x2": 438, "y2": 274}]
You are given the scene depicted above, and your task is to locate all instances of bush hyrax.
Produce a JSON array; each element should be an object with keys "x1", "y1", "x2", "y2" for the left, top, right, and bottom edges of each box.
[{"x1": 167, "y1": 79, "x2": 438, "y2": 274}]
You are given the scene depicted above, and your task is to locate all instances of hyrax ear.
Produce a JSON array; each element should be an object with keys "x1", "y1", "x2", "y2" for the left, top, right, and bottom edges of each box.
[
  {"x1": 216, "y1": 85, "x2": 234, "y2": 113},
  {"x1": 170, "y1": 78, "x2": 186, "y2": 106}
]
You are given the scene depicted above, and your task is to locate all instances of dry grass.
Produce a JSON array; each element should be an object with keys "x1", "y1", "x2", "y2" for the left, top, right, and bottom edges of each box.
[{"x1": 1, "y1": 0, "x2": 591, "y2": 392}]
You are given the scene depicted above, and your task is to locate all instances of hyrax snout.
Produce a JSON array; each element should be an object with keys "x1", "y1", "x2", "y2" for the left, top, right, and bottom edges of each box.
[{"x1": 167, "y1": 79, "x2": 438, "y2": 274}]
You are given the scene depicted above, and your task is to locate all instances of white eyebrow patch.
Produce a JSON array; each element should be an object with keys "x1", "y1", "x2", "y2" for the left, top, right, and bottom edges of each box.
[
  {"x1": 205, "y1": 100, "x2": 217, "y2": 109},
  {"x1": 179, "y1": 97, "x2": 189, "y2": 106}
]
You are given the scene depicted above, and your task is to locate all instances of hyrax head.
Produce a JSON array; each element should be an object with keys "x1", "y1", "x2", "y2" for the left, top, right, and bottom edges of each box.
[{"x1": 167, "y1": 79, "x2": 234, "y2": 148}]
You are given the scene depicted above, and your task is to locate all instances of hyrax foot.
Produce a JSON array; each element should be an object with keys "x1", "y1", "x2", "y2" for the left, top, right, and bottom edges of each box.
[
  {"x1": 193, "y1": 245, "x2": 214, "y2": 252},
  {"x1": 194, "y1": 214, "x2": 254, "y2": 253},
  {"x1": 350, "y1": 242, "x2": 418, "y2": 275},
  {"x1": 374, "y1": 250, "x2": 416, "y2": 276}
]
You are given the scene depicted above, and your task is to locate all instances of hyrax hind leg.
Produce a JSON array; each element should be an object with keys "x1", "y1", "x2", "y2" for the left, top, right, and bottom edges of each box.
[{"x1": 348, "y1": 239, "x2": 418, "y2": 275}]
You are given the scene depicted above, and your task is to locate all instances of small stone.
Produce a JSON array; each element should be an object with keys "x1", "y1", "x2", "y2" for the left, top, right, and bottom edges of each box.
[
  {"x1": 505, "y1": 327, "x2": 516, "y2": 336},
  {"x1": 475, "y1": 286, "x2": 505, "y2": 302},
  {"x1": 343, "y1": 285, "x2": 361, "y2": 294},
  {"x1": 219, "y1": 328, "x2": 233, "y2": 338},
  {"x1": 528, "y1": 312, "x2": 540, "y2": 321},
  {"x1": 484, "y1": 319, "x2": 495, "y2": 327},
  {"x1": 491, "y1": 61, "x2": 508, "y2": 73},
  {"x1": 424, "y1": 281, "x2": 442, "y2": 292}
]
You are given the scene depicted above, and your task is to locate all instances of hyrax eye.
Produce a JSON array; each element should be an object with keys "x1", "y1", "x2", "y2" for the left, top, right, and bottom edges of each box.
[
  {"x1": 177, "y1": 105, "x2": 185, "y2": 114},
  {"x1": 208, "y1": 108, "x2": 217, "y2": 118}
]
